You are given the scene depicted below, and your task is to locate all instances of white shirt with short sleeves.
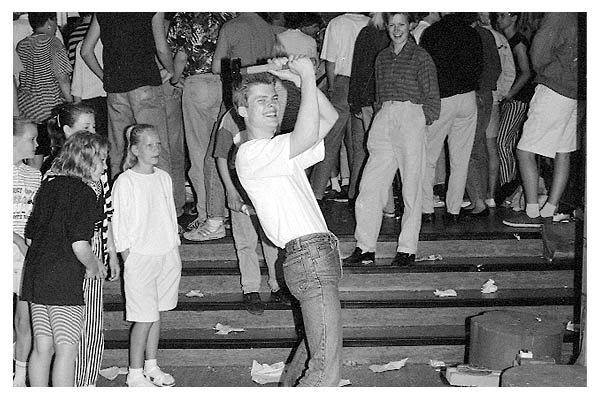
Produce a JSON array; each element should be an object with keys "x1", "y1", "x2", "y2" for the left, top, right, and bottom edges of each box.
[
  {"x1": 236, "y1": 134, "x2": 328, "y2": 248},
  {"x1": 320, "y1": 13, "x2": 369, "y2": 77}
]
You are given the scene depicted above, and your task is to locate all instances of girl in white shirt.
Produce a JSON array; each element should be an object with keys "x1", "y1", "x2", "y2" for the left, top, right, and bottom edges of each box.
[{"x1": 112, "y1": 124, "x2": 181, "y2": 387}]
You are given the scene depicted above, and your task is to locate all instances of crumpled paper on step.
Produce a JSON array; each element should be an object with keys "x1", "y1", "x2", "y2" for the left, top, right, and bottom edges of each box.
[
  {"x1": 429, "y1": 360, "x2": 446, "y2": 369},
  {"x1": 99, "y1": 366, "x2": 128, "y2": 380},
  {"x1": 415, "y1": 254, "x2": 443, "y2": 262},
  {"x1": 434, "y1": 289, "x2": 457, "y2": 297},
  {"x1": 369, "y1": 358, "x2": 408, "y2": 373},
  {"x1": 185, "y1": 289, "x2": 205, "y2": 297},
  {"x1": 481, "y1": 279, "x2": 498, "y2": 294},
  {"x1": 339, "y1": 379, "x2": 352, "y2": 386},
  {"x1": 250, "y1": 360, "x2": 285, "y2": 384},
  {"x1": 214, "y1": 322, "x2": 245, "y2": 335}
]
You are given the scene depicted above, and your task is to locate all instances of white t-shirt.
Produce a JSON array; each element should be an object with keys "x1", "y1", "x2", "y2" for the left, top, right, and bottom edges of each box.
[
  {"x1": 320, "y1": 13, "x2": 369, "y2": 77},
  {"x1": 112, "y1": 167, "x2": 180, "y2": 255},
  {"x1": 71, "y1": 40, "x2": 106, "y2": 100},
  {"x1": 236, "y1": 134, "x2": 328, "y2": 248}
]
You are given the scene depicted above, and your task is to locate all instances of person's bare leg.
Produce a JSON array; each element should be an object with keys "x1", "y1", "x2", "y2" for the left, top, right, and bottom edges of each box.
[
  {"x1": 13, "y1": 299, "x2": 31, "y2": 386},
  {"x1": 541, "y1": 152, "x2": 571, "y2": 217},
  {"x1": 517, "y1": 149, "x2": 540, "y2": 217},
  {"x1": 129, "y1": 322, "x2": 152, "y2": 368},
  {"x1": 52, "y1": 342, "x2": 79, "y2": 386},
  {"x1": 486, "y1": 137, "x2": 499, "y2": 200},
  {"x1": 28, "y1": 335, "x2": 54, "y2": 387}
]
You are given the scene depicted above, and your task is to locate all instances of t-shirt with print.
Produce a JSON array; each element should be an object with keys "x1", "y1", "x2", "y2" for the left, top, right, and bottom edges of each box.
[
  {"x1": 13, "y1": 163, "x2": 41, "y2": 237},
  {"x1": 236, "y1": 134, "x2": 328, "y2": 248},
  {"x1": 21, "y1": 176, "x2": 103, "y2": 306}
]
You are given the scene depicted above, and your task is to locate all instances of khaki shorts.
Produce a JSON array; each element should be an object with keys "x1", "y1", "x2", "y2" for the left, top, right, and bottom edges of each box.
[
  {"x1": 124, "y1": 248, "x2": 182, "y2": 322},
  {"x1": 517, "y1": 84, "x2": 577, "y2": 158}
]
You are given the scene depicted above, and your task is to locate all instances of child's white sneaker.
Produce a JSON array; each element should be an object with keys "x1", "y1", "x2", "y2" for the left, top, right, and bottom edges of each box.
[
  {"x1": 144, "y1": 366, "x2": 175, "y2": 387},
  {"x1": 126, "y1": 373, "x2": 155, "y2": 387}
]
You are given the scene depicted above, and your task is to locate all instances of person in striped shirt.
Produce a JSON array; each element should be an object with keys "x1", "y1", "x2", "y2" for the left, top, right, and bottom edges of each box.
[
  {"x1": 344, "y1": 12, "x2": 440, "y2": 268},
  {"x1": 16, "y1": 13, "x2": 73, "y2": 170}
]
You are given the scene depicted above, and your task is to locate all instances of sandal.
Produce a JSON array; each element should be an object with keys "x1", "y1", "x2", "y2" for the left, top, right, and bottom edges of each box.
[{"x1": 144, "y1": 366, "x2": 175, "y2": 387}]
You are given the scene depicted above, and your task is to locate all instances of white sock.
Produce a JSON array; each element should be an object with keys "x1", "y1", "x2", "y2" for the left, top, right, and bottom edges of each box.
[
  {"x1": 341, "y1": 177, "x2": 349, "y2": 186},
  {"x1": 13, "y1": 360, "x2": 27, "y2": 382},
  {"x1": 525, "y1": 203, "x2": 540, "y2": 218},
  {"x1": 128, "y1": 367, "x2": 144, "y2": 378},
  {"x1": 540, "y1": 202, "x2": 557, "y2": 218},
  {"x1": 330, "y1": 178, "x2": 341, "y2": 192},
  {"x1": 206, "y1": 217, "x2": 223, "y2": 227},
  {"x1": 144, "y1": 359, "x2": 158, "y2": 373}
]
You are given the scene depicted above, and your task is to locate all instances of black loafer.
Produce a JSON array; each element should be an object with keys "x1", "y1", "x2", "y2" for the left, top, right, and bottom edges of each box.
[
  {"x1": 443, "y1": 213, "x2": 461, "y2": 224},
  {"x1": 343, "y1": 247, "x2": 375, "y2": 266},
  {"x1": 422, "y1": 213, "x2": 435, "y2": 223},
  {"x1": 391, "y1": 252, "x2": 415, "y2": 267},
  {"x1": 270, "y1": 289, "x2": 292, "y2": 305},
  {"x1": 243, "y1": 292, "x2": 265, "y2": 315}
]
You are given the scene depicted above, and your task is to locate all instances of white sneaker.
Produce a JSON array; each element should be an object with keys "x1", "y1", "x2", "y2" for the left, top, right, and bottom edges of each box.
[
  {"x1": 126, "y1": 374, "x2": 156, "y2": 387},
  {"x1": 183, "y1": 219, "x2": 225, "y2": 242},
  {"x1": 144, "y1": 366, "x2": 175, "y2": 387}
]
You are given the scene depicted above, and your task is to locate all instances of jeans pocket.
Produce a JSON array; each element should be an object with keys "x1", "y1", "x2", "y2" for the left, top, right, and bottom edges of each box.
[{"x1": 283, "y1": 253, "x2": 312, "y2": 299}]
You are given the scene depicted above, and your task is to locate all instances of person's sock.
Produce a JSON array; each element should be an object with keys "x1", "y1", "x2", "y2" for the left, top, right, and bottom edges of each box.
[
  {"x1": 341, "y1": 177, "x2": 349, "y2": 187},
  {"x1": 330, "y1": 177, "x2": 341, "y2": 192},
  {"x1": 206, "y1": 217, "x2": 223, "y2": 227},
  {"x1": 525, "y1": 203, "x2": 540, "y2": 218},
  {"x1": 13, "y1": 360, "x2": 27, "y2": 383},
  {"x1": 144, "y1": 359, "x2": 158, "y2": 373},
  {"x1": 540, "y1": 202, "x2": 557, "y2": 218},
  {"x1": 128, "y1": 367, "x2": 144, "y2": 379}
]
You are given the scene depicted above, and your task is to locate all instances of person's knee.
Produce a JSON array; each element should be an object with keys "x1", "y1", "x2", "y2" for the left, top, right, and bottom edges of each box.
[
  {"x1": 33, "y1": 337, "x2": 55, "y2": 357},
  {"x1": 516, "y1": 149, "x2": 535, "y2": 164}
]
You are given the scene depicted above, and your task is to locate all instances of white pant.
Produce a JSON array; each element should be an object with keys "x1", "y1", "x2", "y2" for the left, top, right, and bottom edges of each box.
[
  {"x1": 355, "y1": 101, "x2": 426, "y2": 254},
  {"x1": 422, "y1": 91, "x2": 478, "y2": 215}
]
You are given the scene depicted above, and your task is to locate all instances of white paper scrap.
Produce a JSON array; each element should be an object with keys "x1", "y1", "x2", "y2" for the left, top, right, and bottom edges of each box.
[
  {"x1": 429, "y1": 360, "x2": 446, "y2": 368},
  {"x1": 185, "y1": 290, "x2": 205, "y2": 297},
  {"x1": 99, "y1": 366, "x2": 120, "y2": 380},
  {"x1": 250, "y1": 360, "x2": 285, "y2": 384},
  {"x1": 369, "y1": 358, "x2": 408, "y2": 373},
  {"x1": 214, "y1": 322, "x2": 245, "y2": 335},
  {"x1": 481, "y1": 279, "x2": 498, "y2": 294},
  {"x1": 434, "y1": 289, "x2": 457, "y2": 297},
  {"x1": 566, "y1": 321, "x2": 577, "y2": 331},
  {"x1": 339, "y1": 379, "x2": 352, "y2": 386},
  {"x1": 513, "y1": 233, "x2": 521, "y2": 241},
  {"x1": 415, "y1": 254, "x2": 443, "y2": 262}
]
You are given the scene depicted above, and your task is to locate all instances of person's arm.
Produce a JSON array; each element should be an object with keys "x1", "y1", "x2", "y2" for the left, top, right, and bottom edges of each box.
[
  {"x1": 152, "y1": 12, "x2": 174, "y2": 75},
  {"x1": 170, "y1": 50, "x2": 187, "y2": 86},
  {"x1": 528, "y1": 14, "x2": 555, "y2": 74},
  {"x1": 418, "y1": 52, "x2": 441, "y2": 125},
  {"x1": 106, "y1": 222, "x2": 120, "y2": 281},
  {"x1": 505, "y1": 42, "x2": 532, "y2": 100},
  {"x1": 13, "y1": 232, "x2": 28, "y2": 256},
  {"x1": 211, "y1": 25, "x2": 229, "y2": 74},
  {"x1": 72, "y1": 240, "x2": 106, "y2": 280},
  {"x1": 216, "y1": 158, "x2": 245, "y2": 213},
  {"x1": 56, "y1": 73, "x2": 73, "y2": 103},
  {"x1": 325, "y1": 60, "x2": 336, "y2": 94},
  {"x1": 81, "y1": 14, "x2": 103, "y2": 81}
]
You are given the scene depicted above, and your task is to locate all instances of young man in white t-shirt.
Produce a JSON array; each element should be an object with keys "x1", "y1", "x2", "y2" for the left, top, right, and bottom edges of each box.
[{"x1": 234, "y1": 55, "x2": 340, "y2": 386}]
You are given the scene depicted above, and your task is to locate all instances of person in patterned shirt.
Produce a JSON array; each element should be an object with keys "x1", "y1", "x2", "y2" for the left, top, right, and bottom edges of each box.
[{"x1": 167, "y1": 13, "x2": 235, "y2": 239}]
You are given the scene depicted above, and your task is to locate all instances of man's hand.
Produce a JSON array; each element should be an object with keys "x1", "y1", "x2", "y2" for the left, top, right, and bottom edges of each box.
[
  {"x1": 268, "y1": 55, "x2": 314, "y2": 88},
  {"x1": 226, "y1": 188, "x2": 245, "y2": 213}
]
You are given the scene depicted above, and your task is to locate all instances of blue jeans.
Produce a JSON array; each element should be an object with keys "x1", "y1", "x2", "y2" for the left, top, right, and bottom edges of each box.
[{"x1": 279, "y1": 232, "x2": 343, "y2": 387}]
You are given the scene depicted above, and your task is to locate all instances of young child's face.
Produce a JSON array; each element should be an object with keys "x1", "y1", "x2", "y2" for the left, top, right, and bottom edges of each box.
[
  {"x1": 14, "y1": 123, "x2": 38, "y2": 160},
  {"x1": 133, "y1": 130, "x2": 161, "y2": 167},
  {"x1": 64, "y1": 112, "x2": 96, "y2": 139},
  {"x1": 91, "y1": 152, "x2": 107, "y2": 182}
]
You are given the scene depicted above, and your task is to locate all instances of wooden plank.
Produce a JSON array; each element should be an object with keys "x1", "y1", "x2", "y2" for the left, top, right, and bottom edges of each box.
[{"x1": 103, "y1": 305, "x2": 575, "y2": 331}]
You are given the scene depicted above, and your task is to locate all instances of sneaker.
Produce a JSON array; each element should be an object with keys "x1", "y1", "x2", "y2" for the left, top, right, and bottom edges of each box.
[
  {"x1": 127, "y1": 374, "x2": 156, "y2": 387},
  {"x1": 144, "y1": 366, "x2": 175, "y2": 387},
  {"x1": 343, "y1": 247, "x2": 375, "y2": 266},
  {"x1": 270, "y1": 289, "x2": 292, "y2": 305},
  {"x1": 183, "y1": 219, "x2": 225, "y2": 241},
  {"x1": 243, "y1": 292, "x2": 265, "y2": 315},
  {"x1": 502, "y1": 212, "x2": 543, "y2": 228},
  {"x1": 391, "y1": 252, "x2": 415, "y2": 267},
  {"x1": 187, "y1": 217, "x2": 203, "y2": 231}
]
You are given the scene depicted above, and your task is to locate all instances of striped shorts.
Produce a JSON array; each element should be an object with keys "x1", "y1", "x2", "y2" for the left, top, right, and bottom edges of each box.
[{"x1": 30, "y1": 303, "x2": 84, "y2": 345}]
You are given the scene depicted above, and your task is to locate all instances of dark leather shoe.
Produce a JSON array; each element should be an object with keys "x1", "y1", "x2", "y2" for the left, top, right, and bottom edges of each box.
[
  {"x1": 462, "y1": 207, "x2": 490, "y2": 218},
  {"x1": 243, "y1": 292, "x2": 265, "y2": 315},
  {"x1": 422, "y1": 213, "x2": 435, "y2": 223},
  {"x1": 443, "y1": 212, "x2": 461, "y2": 224},
  {"x1": 270, "y1": 289, "x2": 292, "y2": 305},
  {"x1": 391, "y1": 252, "x2": 415, "y2": 267},
  {"x1": 343, "y1": 247, "x2": 375, "y2": 266}
]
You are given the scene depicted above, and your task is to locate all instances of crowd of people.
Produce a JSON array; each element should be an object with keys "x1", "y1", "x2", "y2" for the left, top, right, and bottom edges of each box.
[{"x1": 13, "y1": 11, "x2": 582, "y2": 387}]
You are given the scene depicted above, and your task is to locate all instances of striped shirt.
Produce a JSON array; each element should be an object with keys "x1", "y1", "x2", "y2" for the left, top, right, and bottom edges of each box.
[
  {"x1": 16, "y1": 34, "x2": 72, "y2": 123},
  {"x1": 375, "y1": 40, "x2": 441, "y2": 125},
  {"x1": 13, "y1": 163, "x2": 42, "y2": 237},
  {"x1": 67, "y1": 22, "x2": 90, "y2": 68}
]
